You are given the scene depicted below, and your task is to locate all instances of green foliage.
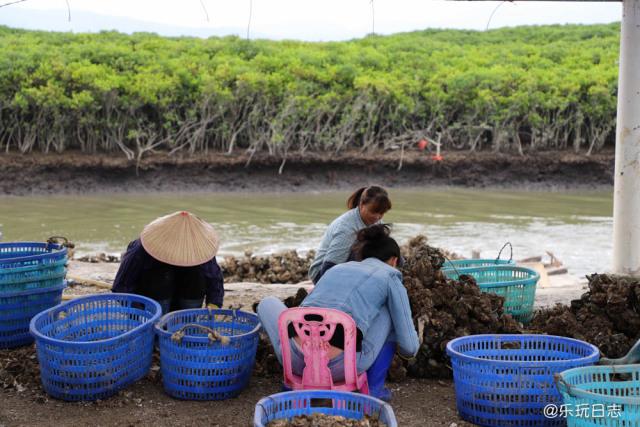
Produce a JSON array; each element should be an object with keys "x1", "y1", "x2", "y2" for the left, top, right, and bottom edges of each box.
[{"x1": 0, "y1": 23, "x2": 621, "y2": 158}]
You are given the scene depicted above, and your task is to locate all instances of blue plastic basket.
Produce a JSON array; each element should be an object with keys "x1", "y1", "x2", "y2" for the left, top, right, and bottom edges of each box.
[
  {"x1": 0, "y1": 242, "x2": 67, "y2": 293},
  {"x1": 443, "y1": 266, "x2": 539, "y2": 323},
  {"x1": 254, "y1": 390, "x2": 398, "y2": 427},
  {"x1": 446, "y1": 334, "x2": 600, "y2": 427},
  {"x1": 556, "y1": 364, "x2": 640, "y2": 426},
  {"x1": 0, "y1": 258, "x2": 67, "y2": 292},
  {"x1": 0, "y1": 282, "x2": 66, "y2": 348},
  {"x1": 155, "y1": 308, "x2": 261, "y2": 400},
  {"x1": 29, "y1": 293, "x2": 161, "y2": 401},
  {"x1": 443, "y1": 258, "x2": 515, "y2": 271},
  {"x1": 0, "y1": 242, "x2": 67, "y2": 269}
]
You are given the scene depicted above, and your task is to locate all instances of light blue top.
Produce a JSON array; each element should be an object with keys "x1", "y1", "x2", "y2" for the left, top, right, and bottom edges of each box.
[
  {"x1": 301, "y1": 258, "x2": 420, "y2": 358},
  {"x1": 308, "y1": 208, "x2": 367, "y2": 281}
]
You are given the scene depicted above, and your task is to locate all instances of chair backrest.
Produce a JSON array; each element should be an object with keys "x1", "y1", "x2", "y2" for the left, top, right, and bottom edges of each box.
[{"x1": 277, "y1": 307, "x2": 359, "y2": 389}]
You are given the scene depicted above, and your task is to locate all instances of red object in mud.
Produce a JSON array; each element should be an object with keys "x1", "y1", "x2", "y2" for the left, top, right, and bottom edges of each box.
[
  {"x1": 431, "y1": 155, "x2": 443, "y2": 161},
  {"x1": 417, "y1": 139, "x2": 428, "y2": 151}
]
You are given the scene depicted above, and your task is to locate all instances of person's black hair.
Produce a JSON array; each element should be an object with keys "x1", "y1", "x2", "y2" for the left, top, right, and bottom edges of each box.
[
  {"x1": 352, "y1": 224, "x2": 401, "y2": 263},
  {"x1": 347, "y1": 186, "x2": 392, "y2": 214}
]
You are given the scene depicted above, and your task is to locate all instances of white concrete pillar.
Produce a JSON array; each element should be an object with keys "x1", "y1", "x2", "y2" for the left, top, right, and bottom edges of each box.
[{"x1": 612, "y1": 0, "x2": 640, "y2": 275}]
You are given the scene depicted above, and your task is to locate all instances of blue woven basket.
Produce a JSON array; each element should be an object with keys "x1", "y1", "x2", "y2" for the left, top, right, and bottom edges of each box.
[
  {"x1": 446, "y1": 334, "x2": 600, "y2": 427},
  {"x1": 0, "y1": 242, "x2": 67, "y2": 269},
  {"x1": 0, "y1": 282, "x2": 66, "y2": 348},
  {"x1": 29, "y1": 293, "x2": 161, "y2": 401},
  {"x1": 556, "y1": 364, "x2": 640, "y2": 426},
  {"x1": 443, "y1": 258, "x2": 515, "y2": 271},
  {"x1": 155, "y1": 308, "x2": 261, "y2": 400},
  {"x1": 443, "y1": 266, "x2": 539, "y2": 323},
  {"x1": 0, "y1": 242, "x2": 67, "y2": 292},
  {"x1": 254, "y1": 390, "x2": 398, "y2": 427}
]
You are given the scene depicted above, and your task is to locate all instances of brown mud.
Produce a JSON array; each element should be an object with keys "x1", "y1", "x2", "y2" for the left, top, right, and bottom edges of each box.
[{"x1": 0, "y1": 150, "x2": 614, "y2": 196}]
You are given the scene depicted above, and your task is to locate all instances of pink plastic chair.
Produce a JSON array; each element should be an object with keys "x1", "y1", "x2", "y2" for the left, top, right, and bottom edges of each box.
[{"x1": 277, "y1": 307, "x2": 369, "y2": 393}]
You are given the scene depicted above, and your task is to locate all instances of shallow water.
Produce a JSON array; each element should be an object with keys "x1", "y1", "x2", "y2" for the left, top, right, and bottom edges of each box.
[{"x1": 0, "y1": 188, "x2": 612, "y2": 278}]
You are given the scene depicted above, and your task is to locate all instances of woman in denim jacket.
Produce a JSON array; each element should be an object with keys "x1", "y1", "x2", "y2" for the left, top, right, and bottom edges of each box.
[{"x1": 258, "y1": 224, "x2": 419, "y2": 400}]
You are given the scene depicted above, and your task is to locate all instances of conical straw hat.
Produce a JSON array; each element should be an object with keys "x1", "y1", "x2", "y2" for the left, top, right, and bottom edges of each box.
[{"x1": 140, "y1": 211, "x2": 220, "y2": 267}]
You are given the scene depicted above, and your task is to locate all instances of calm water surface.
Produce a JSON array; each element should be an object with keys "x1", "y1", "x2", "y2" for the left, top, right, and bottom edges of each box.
[{"x1": 0, "y1": 189, "x2": 613, "y2": 278}]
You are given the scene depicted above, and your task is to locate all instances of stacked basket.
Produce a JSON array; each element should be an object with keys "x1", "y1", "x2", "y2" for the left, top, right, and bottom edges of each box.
[{"x1": 0, "y1": 242, "x2": 68, "y2": 348}]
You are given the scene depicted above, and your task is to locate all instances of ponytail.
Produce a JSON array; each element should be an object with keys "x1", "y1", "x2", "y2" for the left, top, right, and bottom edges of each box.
[
  {"x1": 347, "y1": 187, "x2": 367, "y2": 209},
  {"x1": 352, "y1": 224, "x2": 400, "y2": 263},
  {"x1": 346, "y1": 185, "x2": 392, "y2": 213}
]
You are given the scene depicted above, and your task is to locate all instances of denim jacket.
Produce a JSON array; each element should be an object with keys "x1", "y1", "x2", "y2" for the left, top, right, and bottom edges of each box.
[{"x1": 301, "y1": 257, "x2": 420, "y2": 358}]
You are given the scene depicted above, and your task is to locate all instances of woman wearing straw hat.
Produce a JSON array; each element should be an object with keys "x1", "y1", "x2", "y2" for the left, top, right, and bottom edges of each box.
[{"x1": 112, "y1": 211, "x2": 224, "y2": 314}]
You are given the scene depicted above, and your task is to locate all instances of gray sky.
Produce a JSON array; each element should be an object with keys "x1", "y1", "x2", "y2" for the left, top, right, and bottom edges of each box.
[{"x1": 0, "y1": 0, "x2": 622, "y2": 40}]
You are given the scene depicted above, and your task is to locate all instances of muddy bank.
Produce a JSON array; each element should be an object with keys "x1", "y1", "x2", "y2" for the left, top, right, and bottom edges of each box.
[{"x1": 0, "y1": 150, "x2": 614, "y2": 195}]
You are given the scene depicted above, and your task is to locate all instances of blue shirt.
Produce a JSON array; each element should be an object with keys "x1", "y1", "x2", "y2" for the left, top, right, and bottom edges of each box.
[
  {"x1": 301, "y1": 258, "x2": 419, "y2": 358},
  {"x1": 308, "y1": 208, "x2": 367, "y2": 281}
]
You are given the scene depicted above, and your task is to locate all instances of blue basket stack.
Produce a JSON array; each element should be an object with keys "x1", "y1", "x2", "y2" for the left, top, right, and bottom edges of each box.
[
  {"x1": 254, "y1": 390, "x2": 398, "y2": 427},
  {"x1": 29, "y1": 293, "x2": 161, "y2": 401},
  {"x1": 556, "y1": 364, "x2": 640, "y2": 426},
  {"x1": 0, "y1": 242, "x2": 68, "y2": 348},
  {"x1": 155, "y1": 308, "x2": 261, "y2": 400},
  {"x1": 446, "y1": 334, "x2": 600, "y2": 427}
]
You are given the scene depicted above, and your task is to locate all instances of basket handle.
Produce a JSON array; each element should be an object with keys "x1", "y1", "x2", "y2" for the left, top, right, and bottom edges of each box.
[
  {"x1": 171, "y1": 323, "x2": 230, "y2": 345},
  {"x1": 554, "y1": 373, "x2": 573, "y2": 396},
  {"x1": 443, "y1": 254, "x2": 462, "y2": 279},
  {"x1": 495, "y1": 242, "x2": 513, "y2": 263},
  {"x1": 46, "y1": 236, "x2": 74, "y2": 250}
]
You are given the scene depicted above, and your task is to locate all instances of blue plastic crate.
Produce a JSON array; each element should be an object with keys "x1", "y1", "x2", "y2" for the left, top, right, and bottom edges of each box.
[
  {"x1": 254, "y1": 390, "x2": 398, "y2": 427},
  {"x1": 556, "y1": 364, "x2": 640, "y2": 426},
  {"x1": 0, "y1": 242, "x2": 67, "y2": 269},
  {"x1": 0, "y1": 258, "x2": 67, "y2": 292},
  {"x1": 0, "y1": 282, "x2": 66, "y2": 348},
  {"x1": 155, "y1": 308, "x2": 261, "y2": 400},
  {"x1": 446, "y1": 334, "x2": 600, "y2": 427},
  {"x1": 0, "y1": 242, "x2": 67, "y2": 293},
  {"x1": 29, "y1": 293, "x2": 161, "y2": 401},
  {"x1": 443, "y1": 266, "x2": 539, "y2": 323}
]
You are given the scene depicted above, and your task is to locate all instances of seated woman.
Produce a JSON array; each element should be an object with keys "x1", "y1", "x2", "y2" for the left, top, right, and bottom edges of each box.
[
  {"x1": 257, "y1": 224, "x2": 419, "y2": 400},
  {"x1": 308, "y1": 186, "x2": 392, "y2": 284},
  {"x1": 112, "y1": 211, "x2": 224, "y2": 313}
]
